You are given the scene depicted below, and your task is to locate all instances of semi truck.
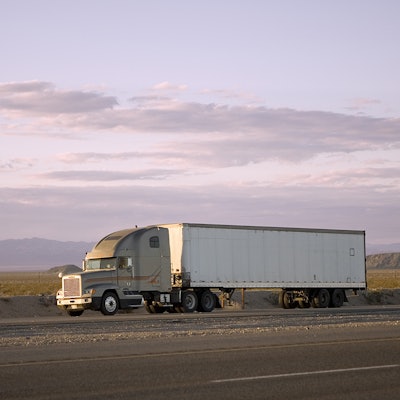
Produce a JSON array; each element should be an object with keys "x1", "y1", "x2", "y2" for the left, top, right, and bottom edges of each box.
[{"x1": 56, "y1": 223, "x2": 366, "y2": 316}]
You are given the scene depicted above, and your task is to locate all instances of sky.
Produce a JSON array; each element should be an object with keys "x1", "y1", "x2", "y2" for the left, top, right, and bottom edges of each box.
[{"x1": 1, "y1": 0, "x2": 399, "y2": 246}]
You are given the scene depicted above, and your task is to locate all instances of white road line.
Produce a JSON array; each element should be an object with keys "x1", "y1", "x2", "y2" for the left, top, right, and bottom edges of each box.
[{"x1": 211, "y1": 364, "x2": 400, "y2": 384}]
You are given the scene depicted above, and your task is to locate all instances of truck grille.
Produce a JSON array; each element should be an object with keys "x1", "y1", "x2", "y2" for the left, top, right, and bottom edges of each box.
[{"x1": 63, "y1": 276, "x2": 81, "y2": 297}]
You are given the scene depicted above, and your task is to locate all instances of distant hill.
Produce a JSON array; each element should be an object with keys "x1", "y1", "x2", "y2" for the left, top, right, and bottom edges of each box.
[
  {"x1": 366, "y1": 253, "x2": 400, "y2": 269},
  {"x1": 366, "y1": 243, "x2": 400, "y2": 255},
  {"x1": 0, "y1": 238, "x2": 95, "y2": 270}
]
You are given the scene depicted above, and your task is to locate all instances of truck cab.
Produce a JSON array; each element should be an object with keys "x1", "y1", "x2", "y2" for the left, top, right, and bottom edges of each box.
[
  {"x1": 56, "y1": 255, "x2": 143, "y2": 316},
  {"x1": 57, "y1": 226, "x2": 171, "y2": 316}
]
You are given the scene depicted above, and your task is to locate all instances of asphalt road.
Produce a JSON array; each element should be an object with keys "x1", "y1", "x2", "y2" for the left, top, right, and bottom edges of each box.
[{"x1": 1, "y1": 307, "x2": 400, "y2": 399}]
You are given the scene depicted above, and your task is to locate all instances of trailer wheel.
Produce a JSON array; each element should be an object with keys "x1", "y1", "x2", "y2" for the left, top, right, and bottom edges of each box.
[
  {"x1": 100, "y1": 292, "x2": 119, "y2": 315},
  {"x1": 198, "y1": 290, "x2": 216, "y2": 312},
  {"x1": 312, "y1": 289, "x2": 330, "y2": 308},
  {"x1": 279, "y1": 290, "x2": 296, "y2": 309},
  {"x1": 298, "y1": 300, "x2": 311, "y2": 308},
  {"x1": 144, "y1": 301, "x2": 153, "y2": 313},
  {"x1": 330, "y1": 289, "x2": 345, "y2": 307},
  {"x1": 181, "y1": 290, "x2": 198, "y2": 313}
]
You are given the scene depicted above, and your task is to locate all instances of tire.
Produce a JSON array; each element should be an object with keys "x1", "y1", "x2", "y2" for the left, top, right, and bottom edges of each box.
[
  {"x1": 100, "y1": 292, "x2": 119, "y2": 315},
  {"x1": 151, "y1": 304, "x2": 166, "y2": 313},
  {"x1": 181, "y1": 290, "x2": 198, "y2": 313},
  {"x1": 198, "y1": 290, "x2": 216, "y2": 312},
  {"x1": 298, "y1": 300, "x2": 311, "y2": 308},
  {"x1": 278, "y1": 290, "x2": 285, "y2": 308},
  {"x1": 173, "y1": 305, "x2": 184, "y2": 313},
  {"x1": 67, "y1": 309, "x2": 84, "y2": 317},
  {"x1": 330, "y1": 289, "x2": 345, "y2": 307},
  {"x1": 144, "y1": 301, "x2": 153, "y2": 313},
  {"x1": 312, "y1": 289, "x2": 330, "y2": 308},
  {"x1": 279, "y1": 290, "x2": 296, "y2": 309}
]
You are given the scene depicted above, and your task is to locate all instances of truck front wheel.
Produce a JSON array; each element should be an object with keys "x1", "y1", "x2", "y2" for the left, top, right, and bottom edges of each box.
[{"x1": 100, "y1": 292, "x2": 119, "y2": 315}]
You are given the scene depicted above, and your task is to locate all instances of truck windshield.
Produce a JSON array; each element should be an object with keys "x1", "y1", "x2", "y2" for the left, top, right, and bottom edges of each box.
[{"x1": 85, "y1": 258, "x2": 117, "y2": 271}]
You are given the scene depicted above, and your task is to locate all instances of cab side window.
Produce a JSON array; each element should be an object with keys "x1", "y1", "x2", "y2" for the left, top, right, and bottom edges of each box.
[
  {"x1": 118, "y1": 257, "x2": 128, "y2": 269},
  {"x1": 149, "y1": 236, "x2": 159, "y2": 248}
]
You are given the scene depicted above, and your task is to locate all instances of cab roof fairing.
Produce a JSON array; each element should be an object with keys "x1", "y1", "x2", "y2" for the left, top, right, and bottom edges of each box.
[{"x1": 86, "y1": 227, "x2": 143, "y2": 259}]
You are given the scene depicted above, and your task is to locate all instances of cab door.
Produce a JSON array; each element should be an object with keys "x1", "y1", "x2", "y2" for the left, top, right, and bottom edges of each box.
[{"x1": 116, "y1": 256, "x2": 135, "y2": 288}]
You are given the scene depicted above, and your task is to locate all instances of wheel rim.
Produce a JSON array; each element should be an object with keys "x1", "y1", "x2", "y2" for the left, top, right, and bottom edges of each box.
[
  {"x1": 182, "y1": 291, "x2": 198, "y2": 312},
  {"x1": 184, "y1": 293, "x2": 195, "y2": 308},
  {"x1": 104, "y1": 295, "x2": 117, "y2": 313}
]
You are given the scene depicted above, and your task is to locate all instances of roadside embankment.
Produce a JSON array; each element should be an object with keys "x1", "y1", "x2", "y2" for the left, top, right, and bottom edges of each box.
[{"x1": 1, "y1": 289, "x2": 400, "y2": 319}]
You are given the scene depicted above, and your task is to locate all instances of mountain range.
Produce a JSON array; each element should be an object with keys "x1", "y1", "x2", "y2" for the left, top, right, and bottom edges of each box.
[
  {"x1": 0, "y1": 238, "x2": 399, "y2": 271},
  {"x1": 0, "y1": 238, "x2": 95, "y2": 270}
]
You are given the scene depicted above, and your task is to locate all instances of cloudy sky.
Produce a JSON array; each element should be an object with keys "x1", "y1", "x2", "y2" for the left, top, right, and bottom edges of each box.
[{"x1": 1, "y1": 0, "x2": 399, "y2": 246}]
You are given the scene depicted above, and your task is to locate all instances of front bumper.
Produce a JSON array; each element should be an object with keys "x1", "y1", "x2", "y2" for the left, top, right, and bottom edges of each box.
[{"x1": 57, "y1": 297, "x2": 92, "y2": 310}]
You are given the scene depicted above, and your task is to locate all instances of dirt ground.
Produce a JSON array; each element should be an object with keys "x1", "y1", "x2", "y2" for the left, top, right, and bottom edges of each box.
[{"x1": 1, "y1": 289, "x2": 400, "y2": 319}]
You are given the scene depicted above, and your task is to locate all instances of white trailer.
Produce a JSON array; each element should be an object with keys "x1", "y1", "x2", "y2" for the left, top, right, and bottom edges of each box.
[{"x1": 57, "y1": 223, "x2": 366, "y2": 316}]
